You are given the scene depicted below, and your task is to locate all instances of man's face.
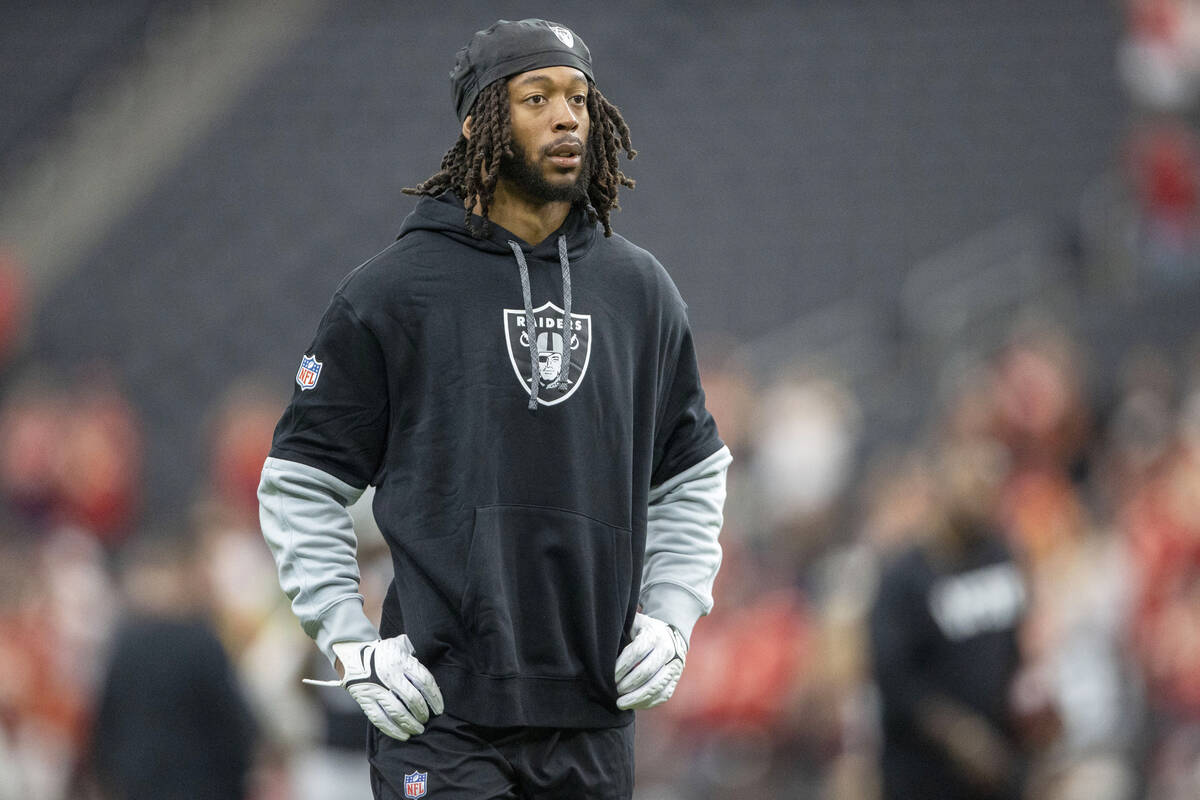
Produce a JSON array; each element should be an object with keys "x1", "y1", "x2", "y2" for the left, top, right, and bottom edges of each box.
[
  {"x1": 538, "y1": 350, "x2": 563, "y2": 381},
  {"x1": 499, "y1": 66, "x2": 591, "y2": 204}
]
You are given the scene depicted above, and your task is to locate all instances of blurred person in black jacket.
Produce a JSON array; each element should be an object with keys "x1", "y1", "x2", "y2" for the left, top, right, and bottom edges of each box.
[
  {"x1": 90, "y1": 529, "x2": 256, "y2": 800},
  {"x1": 869, "y1": 439, "x2": 1027, "y2": 800}
]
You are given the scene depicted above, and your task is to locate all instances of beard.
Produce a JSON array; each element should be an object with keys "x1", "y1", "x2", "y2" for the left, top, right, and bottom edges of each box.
[{"x1": 498, "y1": 137, "x2": 590, "y2": 205}]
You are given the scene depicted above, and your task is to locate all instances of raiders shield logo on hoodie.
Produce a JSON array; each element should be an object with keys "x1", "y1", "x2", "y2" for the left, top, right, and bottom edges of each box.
[{"x1": 503, "y1": 301, "x2": 592, "y2": 406}]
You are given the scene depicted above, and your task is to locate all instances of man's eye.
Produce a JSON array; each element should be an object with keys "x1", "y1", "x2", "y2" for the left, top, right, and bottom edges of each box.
[
  {"x1": 527, "y1": 95, "x2": 546, "y2": 104},
  {"x1": 571, "y1": 95, "x2": 587, "y2": 105}
]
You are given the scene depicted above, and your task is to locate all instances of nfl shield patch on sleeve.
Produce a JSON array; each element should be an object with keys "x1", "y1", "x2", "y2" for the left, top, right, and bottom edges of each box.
[
  {"x1": 404, "y1": 771, "x2": 428, "y2": 798},
  {"x1": 296, "y1": 354, "x2": 322, "y2": 390}
]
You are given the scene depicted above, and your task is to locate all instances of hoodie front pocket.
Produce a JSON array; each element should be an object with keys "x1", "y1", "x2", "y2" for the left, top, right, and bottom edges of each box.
[{"x1": 462, "y1": 505, "x2": 633, "y2": 682}]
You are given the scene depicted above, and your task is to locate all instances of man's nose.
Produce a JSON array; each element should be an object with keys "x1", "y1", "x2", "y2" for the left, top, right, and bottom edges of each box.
[{"x1": 552, "y1": 98, "x2": 580, "y2": 131}]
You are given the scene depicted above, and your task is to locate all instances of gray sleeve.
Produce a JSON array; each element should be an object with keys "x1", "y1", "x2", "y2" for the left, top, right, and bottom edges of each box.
[
  {"x1": 258, "y1": 456, "x2": 380, "y2": 665},
  {"x1": 640, "y1": 445, "x2": 732, "y2": 643}
]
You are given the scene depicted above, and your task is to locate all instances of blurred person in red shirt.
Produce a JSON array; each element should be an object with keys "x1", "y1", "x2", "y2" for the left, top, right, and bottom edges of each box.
[
  {"x1": 58, "y1": 381, "x2": 142, "y2": 543},
  {"x1": 1129, "y1": 389, "x2": 1200, "y2": 712},
  {"x1": 0, "y1": 373, "x2": 142, "y2": 546},
  {"x1": 0, "y1": 377, "x2": 69, "y2": 530},
  {"x1": 204, "y1": 380, "x2": 286, "y2": 528}
]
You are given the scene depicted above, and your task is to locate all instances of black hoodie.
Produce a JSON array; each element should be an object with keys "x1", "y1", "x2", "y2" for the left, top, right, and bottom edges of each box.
[{"x1": 269, "y1": 192, "x2": 723, "y2": 728}]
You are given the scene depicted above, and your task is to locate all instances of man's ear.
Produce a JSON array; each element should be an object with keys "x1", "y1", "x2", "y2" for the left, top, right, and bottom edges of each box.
[{"x1": 461, "y1": 115, "x2": 472, "y2": 140}]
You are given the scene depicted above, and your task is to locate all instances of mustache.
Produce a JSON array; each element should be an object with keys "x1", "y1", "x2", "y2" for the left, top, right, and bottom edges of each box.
[{"x1": 542, "y1": 136, "x2": 585, "y2": 157}]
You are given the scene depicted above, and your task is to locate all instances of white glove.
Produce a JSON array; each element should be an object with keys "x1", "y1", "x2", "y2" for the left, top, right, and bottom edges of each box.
[
  {"x1": 303, "y1": 635, "x2": 444, "y2": 740},
  {"x1": 614, "y1": 612, "x2": 688, "y2": 710}
]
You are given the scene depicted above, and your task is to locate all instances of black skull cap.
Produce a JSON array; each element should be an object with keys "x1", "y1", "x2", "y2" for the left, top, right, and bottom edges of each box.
[{"x1": 451, "y1": 19, "x2": 593, "y2": 123}]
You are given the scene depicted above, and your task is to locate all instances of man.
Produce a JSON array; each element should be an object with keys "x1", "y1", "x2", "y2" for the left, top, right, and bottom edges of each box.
[
  {"x1": 869, "y1": 439, "x2": 1027, "y2": 800},
  {"x1": 92, "y1": 531, "x2": 256, "y2": 800},
  {"x1": 258, "y1": 18, "x2": 730, "y2": 800}
]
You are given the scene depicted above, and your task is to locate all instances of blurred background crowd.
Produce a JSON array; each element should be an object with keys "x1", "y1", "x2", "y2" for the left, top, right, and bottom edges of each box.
[{"x1": 4, "y1": 0, "x2": 1200, "y2": 798}]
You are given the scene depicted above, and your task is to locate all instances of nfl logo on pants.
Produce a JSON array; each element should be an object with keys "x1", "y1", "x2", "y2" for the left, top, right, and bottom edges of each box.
[{"x1": 404, "y1": 771, "x2": 428, "y2": 798}]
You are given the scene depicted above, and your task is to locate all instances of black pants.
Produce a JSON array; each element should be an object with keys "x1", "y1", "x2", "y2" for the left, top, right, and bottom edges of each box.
[{"x1": 369, "y1": 713, "x2": 635, "y2": 800}]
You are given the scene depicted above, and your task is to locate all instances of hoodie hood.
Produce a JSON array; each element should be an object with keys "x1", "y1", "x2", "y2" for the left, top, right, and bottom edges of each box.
[
  {"x1": 397, "y1": 190, "x2": 599, "y2": 262},
  {"x1": 398, "y1": 190, "x2": 597, "y2": 412}
]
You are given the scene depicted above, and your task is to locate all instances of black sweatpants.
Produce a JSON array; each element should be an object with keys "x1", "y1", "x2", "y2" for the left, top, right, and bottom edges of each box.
[{"x1": 368, "y1": 713, "x2": 635, "y2": 800}]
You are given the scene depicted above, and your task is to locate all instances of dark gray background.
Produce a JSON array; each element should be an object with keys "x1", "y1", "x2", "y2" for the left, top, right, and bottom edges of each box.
[{"x1": 10, "y1": 0, "x2": 1125, "y2": 511}]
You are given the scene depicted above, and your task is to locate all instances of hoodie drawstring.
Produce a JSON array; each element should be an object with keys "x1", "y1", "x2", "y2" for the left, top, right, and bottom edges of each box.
[
  {"x1": 508, "y1": 235, "x2": 572, "y2": 413},
  {"x1": 551, "y1": 235, "x2": 574, "y2": 391}
]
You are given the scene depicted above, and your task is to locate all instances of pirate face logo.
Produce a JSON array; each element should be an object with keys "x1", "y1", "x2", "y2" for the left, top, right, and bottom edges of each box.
[
  {"x1": 503, "y1": 301, "x2": 592, "y2": 406},
  {"x1": 535, "y1": 331, "x2": 568, "y2": 382}
]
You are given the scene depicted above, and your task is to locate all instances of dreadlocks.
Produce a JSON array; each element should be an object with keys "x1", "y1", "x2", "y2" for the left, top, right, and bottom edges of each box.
[{"x1": 403, "y1": 80, "x2": 636, "y2": 238}]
